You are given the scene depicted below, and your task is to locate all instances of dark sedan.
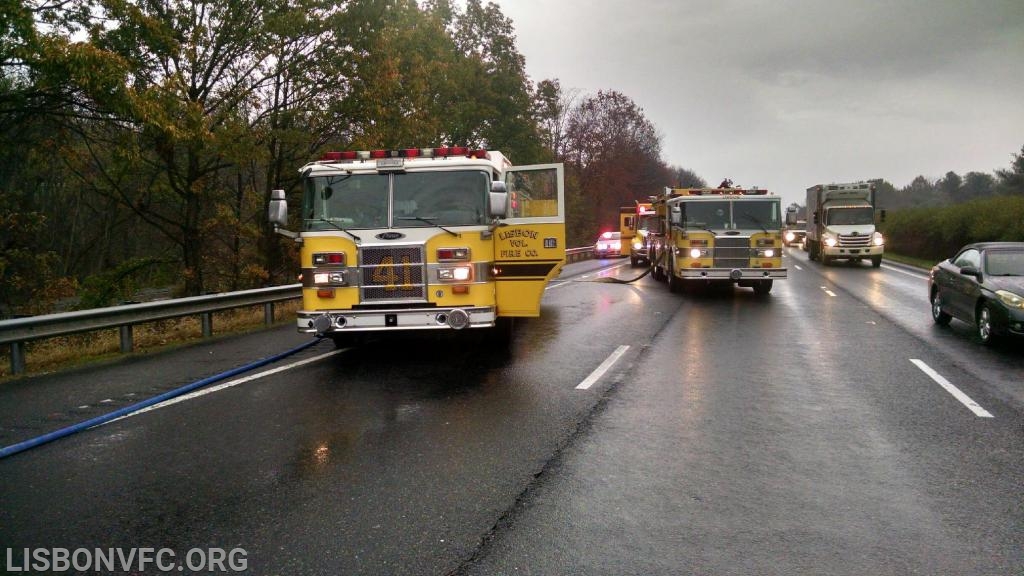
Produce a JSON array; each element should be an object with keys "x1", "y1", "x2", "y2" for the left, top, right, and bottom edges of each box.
[{"x1": 929, "y1": 242, "x2": 1024, "y2": 344}]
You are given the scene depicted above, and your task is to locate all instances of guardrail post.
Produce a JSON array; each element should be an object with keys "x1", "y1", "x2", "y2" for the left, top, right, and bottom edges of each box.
[
  {"x1": 10, "y1": 342, "x2": 25, "y2": 375},
  {"x1": 202, "y1": 313, "x2": 213, "y2": 337},
  {"x1": 119, "y1": 325, "x2": 134, "y2": 353},
  {"x1": 264, "y1": 303, "x2": 274, "y2": 326}
]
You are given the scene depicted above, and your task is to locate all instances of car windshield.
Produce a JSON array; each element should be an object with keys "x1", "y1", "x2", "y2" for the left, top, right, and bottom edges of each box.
[
  {"x1": 302, "y1": 170, "x2": 489, "y2": 231},
  {"x1": 985, "y1": 250, "x2": 1024, "y2": 276}
]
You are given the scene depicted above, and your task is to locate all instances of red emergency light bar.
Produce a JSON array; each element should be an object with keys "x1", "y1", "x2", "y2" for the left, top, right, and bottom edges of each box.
[
  {"x1": 318, "y1": 147, "x2": 489, "y2": 162},
  {"x1": 670, "y1": 188, "x2": 769, "y2": 196}
]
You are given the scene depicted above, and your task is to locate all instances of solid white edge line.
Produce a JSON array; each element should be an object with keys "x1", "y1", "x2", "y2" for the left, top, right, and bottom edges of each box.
[
  {"x1": 909, "y1": 359, "x2": 993, "y2": 418},
  {"x1": 576, "y1": 345, "x2": 630, "y2": 390},
  {"x1": 881, "y1": 263, "x2": 928, "y2": 279},
  {"x1": 104, "y1": 349, "x2": 347, "y2": 425}
]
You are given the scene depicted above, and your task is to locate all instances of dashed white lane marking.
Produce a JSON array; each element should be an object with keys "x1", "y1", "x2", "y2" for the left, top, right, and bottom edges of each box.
[
  {"x1": 104, "y1": 349, "x2": 347, "y2": 425},
  {"x1": 576, "y1": 345, "x2": 630, "y2": 390},
  {"x1": 820, "y1": 286, "x2": 837, "y2": 297},
  {"x1": 910, "y1": 359, "x2": 993, "y2": 418},
  {"x1": 794, "y1": 265, "x2": 802, "y2": 271}
]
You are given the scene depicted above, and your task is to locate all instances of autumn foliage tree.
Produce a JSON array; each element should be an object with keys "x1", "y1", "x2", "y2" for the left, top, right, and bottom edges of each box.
[{"x1": 561, "y1": 90, "x2": 670, "y2": 246}]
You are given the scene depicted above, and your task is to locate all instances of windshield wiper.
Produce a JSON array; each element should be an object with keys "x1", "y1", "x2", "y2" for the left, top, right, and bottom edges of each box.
[
  {"x1": 397, "y1": 216, "x2": 460, "y2": 238},
  {"x1": 318, "y1": 218, "x2": 361, "y2": 243},
  {"x1": 739, "y1": 211, "x2": 769, "y2": 233}
]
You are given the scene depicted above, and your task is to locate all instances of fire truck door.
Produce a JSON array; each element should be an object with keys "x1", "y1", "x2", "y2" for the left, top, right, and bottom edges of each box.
[{"x1": 495, "y1": 163, "x2": 566, "y2": 316}]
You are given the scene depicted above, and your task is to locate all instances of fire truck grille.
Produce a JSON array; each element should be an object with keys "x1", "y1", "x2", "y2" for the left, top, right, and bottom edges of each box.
[
  {"x1": 713, "y1": 237, "x2": 752, "y2": 268},
  {"x1": 359, "y1": 246, "x2": 426, "y2": 301},
  {"x1": 839, "y1": 234, "x2": 871, "y2": 247}
]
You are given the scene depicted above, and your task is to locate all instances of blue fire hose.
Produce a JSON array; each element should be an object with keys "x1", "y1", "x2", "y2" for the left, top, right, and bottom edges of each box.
[{"x1": 0, "y1": 338, "x2": 324, "y2": 459}]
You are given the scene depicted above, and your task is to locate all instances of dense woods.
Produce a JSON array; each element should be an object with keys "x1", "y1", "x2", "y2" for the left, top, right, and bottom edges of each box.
[
  {"x1": 2, "y1": 1, "x2": 1022, "y2": 316},
  {"x1": 0, "y1": 0, "x2": 684, "y2": 315}
]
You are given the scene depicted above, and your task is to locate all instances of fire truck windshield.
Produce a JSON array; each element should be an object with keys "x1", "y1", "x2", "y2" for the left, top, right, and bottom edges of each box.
[
  {"x1": 683, "y1": 200, "x2": 779, "y2": 231},
  {"x1": 733, "y1": 201, "x2": 780, "y2": 230},
  {"x1": 684, "y1": 201, "x2": 731, "y2": 229},
  {"x1": 302, "y1": 170, "x2": 489, "y2": 230}
]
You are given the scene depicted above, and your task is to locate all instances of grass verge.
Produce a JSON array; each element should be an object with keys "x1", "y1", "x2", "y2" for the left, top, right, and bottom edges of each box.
[{"x1": 883, "y1": 251, "x2": 934, "y2": 270}]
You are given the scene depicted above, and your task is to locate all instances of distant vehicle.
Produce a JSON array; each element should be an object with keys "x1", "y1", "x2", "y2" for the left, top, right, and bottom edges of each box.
[
  {"x1": 594, "y1": 231, "x2": 623, "y2": 258},
  {"x1": 783, "y1": 221, "x2": 806, "y2": 246},
  {"x1": 929, "y1": 242, "x2": 1024, "y2": 345}
]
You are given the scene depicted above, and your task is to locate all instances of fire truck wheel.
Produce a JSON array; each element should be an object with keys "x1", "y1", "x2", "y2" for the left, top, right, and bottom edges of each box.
[
  {"x1": 484, "y1": 317, "x2": 516, "y2": 348},
  {"x1": 669, "y1": 274, "x2": 683, "y2": 293},
  {"x1": 330, "y1": 334, "x2": 359, "y2": 348},
  {"x1": 668, "y1": 259, "x2": 683, "y2": 293},
  {"x1": 753, "y1": 280, "x2": 773, "y2": 295}
]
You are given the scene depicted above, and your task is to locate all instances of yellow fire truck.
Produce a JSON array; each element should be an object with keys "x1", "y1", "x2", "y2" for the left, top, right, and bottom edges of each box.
[
  {"x1": 649, "y1": 186, "x2": 786, "y2": 294},
  {"x1": 621, "y1": 202, "x2": 655, "y2": 267},
  {"x1": 268, "y1": 146, "x2": 565, "y2": 344}
]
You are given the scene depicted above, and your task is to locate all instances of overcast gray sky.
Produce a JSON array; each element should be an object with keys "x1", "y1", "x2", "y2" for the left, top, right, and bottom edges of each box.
[{"x1": 491, "y1": 0, "x2": 1024, "y2": 206}]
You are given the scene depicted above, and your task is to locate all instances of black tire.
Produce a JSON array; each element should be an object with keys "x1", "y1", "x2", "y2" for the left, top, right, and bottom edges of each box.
[
  {"x1": 667, "y1": 257, "x2": 682, "y2": 293},
  {"x1": 485, "y1": 317, "x2": 516, "y2": 348},
  {"x1": 931, "y1": 291, "x2": 952, "y2": 326},
  {"x1": 808, "y1": 241, "x2": 818, "y2": 261},
  {"x1": 871, "y1": 256, "x2": 882, "y2": 268},
  {"x1": 753, "y1": 280, "x2": 773, "y2": 295},
  {"x1": 976, "y1": 302, "x2": 997, "y2": 345},
  {"x1": 330, "y1": 334, "x2": 360, "y2": 348}
]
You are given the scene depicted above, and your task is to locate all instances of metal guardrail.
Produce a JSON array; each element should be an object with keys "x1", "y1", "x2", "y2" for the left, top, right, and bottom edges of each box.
[
  {"x1": 1, "y1": 285, "x2": 302, "y2": 375},
  {"x1": 565, "y1": 246, "x2": 593, "y2": 263},
  {"x1": 0, "y1": 248, "x2": 598, "y2": 376}
]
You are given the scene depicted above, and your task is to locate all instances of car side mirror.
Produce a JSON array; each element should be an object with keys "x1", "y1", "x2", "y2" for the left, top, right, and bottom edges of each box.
[{"x1": 959, "y1": 266, "x2": 981, "y2": 280}]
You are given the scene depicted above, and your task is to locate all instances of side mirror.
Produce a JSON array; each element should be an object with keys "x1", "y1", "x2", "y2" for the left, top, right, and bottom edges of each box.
[
  {"x1": 268, "y1": 189, "x2": 288, "y2": 226},
  {"x1": 959, "y1": 266, "x2": 981, "y2": 280},
  {"x1": 489, "y1": 181, "x2": 508, "y2": 218},
  {"x1": 812, "y1": 213, "x2": 819, "y2": 224},
  {"x1": 878, "y1": 209, "x2": 887, "y2": 223},
  {"x1": 669, "y1": 207, "x2": 682, "y2": 226}
]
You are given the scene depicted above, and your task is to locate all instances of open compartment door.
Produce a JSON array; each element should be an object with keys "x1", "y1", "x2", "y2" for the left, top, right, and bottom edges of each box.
[{"x1": 494, "y1": 163, "x2": 566, "y2": 317}]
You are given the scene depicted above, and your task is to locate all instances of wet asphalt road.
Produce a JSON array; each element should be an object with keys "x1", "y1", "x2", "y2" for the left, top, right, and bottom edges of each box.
[{"x1": 1, "y1": 250, "x2": 1022, "y2": 575}]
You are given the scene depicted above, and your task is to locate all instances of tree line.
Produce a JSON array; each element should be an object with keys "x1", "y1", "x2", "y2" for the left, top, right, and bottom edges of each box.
[
  {"x1": 1, "y1": 0, "x2": 694, "y2": 315},
  {"x1": 3, "y1": 1, "x2": 1021, "y2": 316}
]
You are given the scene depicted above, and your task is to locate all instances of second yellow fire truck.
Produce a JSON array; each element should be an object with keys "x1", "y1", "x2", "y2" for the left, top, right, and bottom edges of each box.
[{"x1": 649, "y1": 186, "x2": 786, "y2": 294}]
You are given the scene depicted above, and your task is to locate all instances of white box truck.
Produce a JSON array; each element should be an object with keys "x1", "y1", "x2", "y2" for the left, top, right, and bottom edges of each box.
[{"x1": 805, "y1": 182, "x2": 884, "y2": 267}]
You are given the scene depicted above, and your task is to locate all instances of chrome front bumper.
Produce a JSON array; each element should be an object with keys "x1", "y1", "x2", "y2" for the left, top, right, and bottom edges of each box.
[{"x1": 297, "y1": 306, "x2": 497, "y2": 334}]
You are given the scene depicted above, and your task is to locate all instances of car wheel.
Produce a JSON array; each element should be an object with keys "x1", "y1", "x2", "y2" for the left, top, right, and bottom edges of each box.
[
  {"x1": 871, "y1": 256, "x2": 882, "y2": 268},
  {"x1": 931, "y1": 291, "x2": 952, "y2": 326},
  {"x1": 977, "y1": 302, "x2": 997, "y2": 345},
  {"x1": 753, "y1": 280, "x2": 773, "y2": 295}
]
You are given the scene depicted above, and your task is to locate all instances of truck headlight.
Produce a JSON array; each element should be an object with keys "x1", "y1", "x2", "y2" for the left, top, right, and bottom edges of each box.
[
  {"x1": 784, "y1": 231, "x2": 795, "y2": 242},
  {"x1": 872, "y1": 232, "x2": 884, "y2": 246},
  {"x1": 824, "y1": 235, "x2": 838, "y2": 247},
  {"x1": 633, "y1": 240, "x2": 643, "y2": 250},
  {"x1": 762, "y1": 249, "x2": 775, "y2": 258},
  {"x1": 996, "y1": 290, "x2": 1024, "y2": 309},
  {"x1": 438, "y1": 266, "x2": 472, "y2": 281}
]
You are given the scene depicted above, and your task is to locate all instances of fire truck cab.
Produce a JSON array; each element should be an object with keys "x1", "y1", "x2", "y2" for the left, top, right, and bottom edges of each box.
[
  {"x1": 650, "y1": 186, "x2": 786, "y2": 294},
  {"x1": 268, "y1": 147, "x2": 565, "y2": 344}
]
